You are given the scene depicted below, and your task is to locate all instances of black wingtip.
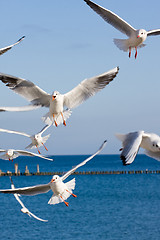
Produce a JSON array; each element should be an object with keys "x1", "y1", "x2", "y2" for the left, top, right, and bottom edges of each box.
[
  {"x1": 17, "y1": 36, "x2": 25, "y2": 42},
  {"x1": 120, "y1": 155, "x2": 127, "y2": 166}
]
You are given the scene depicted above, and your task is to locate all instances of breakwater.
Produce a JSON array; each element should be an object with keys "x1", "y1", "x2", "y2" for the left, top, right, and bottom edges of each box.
[{"x1": 1, "y1": 170, "x2": 160, "y2": 176}]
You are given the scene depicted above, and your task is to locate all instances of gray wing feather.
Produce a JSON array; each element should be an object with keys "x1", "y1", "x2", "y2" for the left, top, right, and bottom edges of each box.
[
  {"x1": 0, "y1": 36, "x2": 25, "y2": 56},
  {"x1": 117, "y1": 131, "x2": 143, "y2": 165},
  {"x1": 62, "y1": 140, "x2": 107, "y2": 181},
  {"x1": 0, "y1": 183, "x2": 51, "y2": 196},
  {"x1": 84, "y1": 0, "x2": 136, "y2": 37},
  {"x1": 0, "y1": 73, "x2": 50, "y2": 107},
  {"x1": 147, "y1": 29, "x2": 160, "y2": 36},
  {"x1": 64, "y1": 67, "x2": 119, "y2": 109},
  {"x1": 15, "y1": 150, "x2": 53, "y2": 161},
  {"x1": 0, "y1": 128, "x2": 30, "y2": 137}
]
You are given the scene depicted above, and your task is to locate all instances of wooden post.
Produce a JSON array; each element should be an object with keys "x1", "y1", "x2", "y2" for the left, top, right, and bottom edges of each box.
[
  {"x1": 14, "y1": 163, "x2": 18, "y2": 174},
  {"x1": 37, "y1": 164, "x2": 40, "y2": 173}
]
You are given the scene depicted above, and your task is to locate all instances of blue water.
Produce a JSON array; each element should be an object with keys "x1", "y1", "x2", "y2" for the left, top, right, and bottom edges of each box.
[{"x1": 0, "y1": 154, "x2": 160, "y2": 240}]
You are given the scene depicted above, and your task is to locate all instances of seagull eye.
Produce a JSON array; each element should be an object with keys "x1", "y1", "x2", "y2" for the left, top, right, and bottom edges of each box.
[
  {"x1": 156, "y1": 144, "x2": 158, "y2": 147},
  {"x1": 153, "y1": 144, "x2": 155, "y2": 146}
]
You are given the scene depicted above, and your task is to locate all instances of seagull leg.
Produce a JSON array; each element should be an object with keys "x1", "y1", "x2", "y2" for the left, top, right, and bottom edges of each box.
[
  {"x1": 61, "y1": 112, "x2": 66, "y2": 126},
  {"x1": 60, "y1": 195, "x2": 69, "y2": 207},
  {"x1": 36, "y1": 145, "x2": 41, "y2": 154},
  {"x1": 129, "y1": 47, "x2": 131, "y2": 58},
  {"x1": 53, "y1": 114, "x2": 58, "y2": 127},
  {"x1": 66, "y1": 189, "x2": 77, "y2": 198},
  {"x1": 42, "y1": 142, "x2": 48, "y2": 151},
  {"x1": 135, "y1": 47, "x2": 137, "y2": 59}
]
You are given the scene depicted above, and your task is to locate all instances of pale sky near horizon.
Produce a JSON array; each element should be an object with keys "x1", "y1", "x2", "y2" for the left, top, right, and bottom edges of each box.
[{"x1": 0, "y1": 0, "x2": 160, "y2": 155}]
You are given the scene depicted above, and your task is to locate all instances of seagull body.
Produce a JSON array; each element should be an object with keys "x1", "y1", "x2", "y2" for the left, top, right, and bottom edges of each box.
[
  {"x1": 0, "y1": 148, "x2": 53, "y2": 162},
  {"x1": 84, "y1": 0, "x2": 160, "y2": 58},
  {"x1": 10, "y1": 177, "x2": 48, "y2": 222},
  {"x1": 0, "y1": 36, "x2": 25, "y2": 56},
  {"x1": 0, "y1": 125, "x2": 50, "y2": 154},
  {"x1": 116, "y1": 131, "x2": 160, "y2": 165},
  {"x1": 0, "y1": 67, "x2": 119, "y2": 126},
  {"x1": 0, "y1": 140, "x2": 106, "y2": 206}
]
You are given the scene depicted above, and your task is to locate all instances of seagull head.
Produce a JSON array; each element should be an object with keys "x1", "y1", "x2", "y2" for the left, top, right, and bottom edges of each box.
[
  {"x1": 137, "y1": 29, "x2": 147, "y2": 40},
  {"x1": 52, "y1": 91, "x2": 60, "y2": 101},
  {"x1": 7, "y1": 149, "x2": 14, "y2": 157},
  {"x1": 51, "y1": 175, "x2": 60, "y2": 183},
  {"x1": 152, "y1": 142, "x2": 160, "y2": 151}
]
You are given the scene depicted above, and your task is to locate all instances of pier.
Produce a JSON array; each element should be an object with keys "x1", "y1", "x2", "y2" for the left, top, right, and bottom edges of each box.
[{"x1": 0, "y1": 164, "x2": 160, "y2": 176}]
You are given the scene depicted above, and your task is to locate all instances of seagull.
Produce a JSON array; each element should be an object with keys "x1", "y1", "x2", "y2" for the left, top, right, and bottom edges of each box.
[
  {"x1": 0, "y1": 125, "x2": 51, "y2": 154},
  {"x1": 84, "y1": 0, "x2": 160, "y2": 58},
  {"x1": 0, "y1": 140, "x2": 107, "y2": 206},
  {"x1": 0, "y1": 67, "x2": 119, "y2": 126},
  {"x1": 116, "y1": 131, "x2": 160, "y2": 165},
  {"x1": 0, "y1": 148, "x2": 53, "y2": 162},
  {"x1": 10, "y1": 177, "x2": 48, "y2": 222},
  {"x1": 0, "y1": 36, "x2": 25, "y2": 56}
]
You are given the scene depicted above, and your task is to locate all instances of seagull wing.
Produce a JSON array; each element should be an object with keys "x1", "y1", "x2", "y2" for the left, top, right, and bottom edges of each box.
[
  {"x1": 64, "y1": 67, "x2": 119, "y2": 109},
  {"x1": 147, "y1": 29, "x2": 160, "y2": 36},
  {"x1": 10, "y1": 177, "x2": 48, "y2": 222},
  {"x1": 0, "y1": 105, "x2": 41, "y2": 112},
  {"x1": 0, "y1": 36, "x2": 25, "y2": 56},
  {"x1": 27, "y1": 211, "x2": 48, "y2": 222},
  {"x1": 38, "y1": 124, "x2": 50, "y2": 135},
  {"x1": 116, "y1": 131, "x2": 143, "y2": 165},
  {"x1": 0, "y1": 73, "x2": 51, "y2": 107},
  {"x1": 62, "y1": 140, "x2": 107, "y2": 181},
  {"x1": 0, "y1": 183, "x2": 51, "y2": 196},
  {"x1": 0, "y1": 149, "x2": 6, "y2": 153},
  {"x1": 0, "y1": 128, "x2": 30, "y2": 138},
  {"x1": 15, "y1": 150, "x2": 53, "y2": 161},
  {"x1": 84, "y1": 0, "x2": 136, "y2": 37}
]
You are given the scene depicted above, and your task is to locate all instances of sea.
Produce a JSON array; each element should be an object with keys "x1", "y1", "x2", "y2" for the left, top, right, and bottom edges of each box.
[{"x1": 0, "y1": 154, "x2": 160, "y2": 240}]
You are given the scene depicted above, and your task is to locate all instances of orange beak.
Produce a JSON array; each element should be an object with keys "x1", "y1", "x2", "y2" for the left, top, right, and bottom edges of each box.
[
  {"x1": 52, "y1": 96, "x2": 56, "y2": 101},
  {"x1": 51, "y1": 179, "x2": 55, "y2": 183}
]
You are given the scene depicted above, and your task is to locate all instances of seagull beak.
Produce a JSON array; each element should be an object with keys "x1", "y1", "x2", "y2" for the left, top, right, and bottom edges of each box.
[
  {"x1": 51, "y1": 179, "x2": 55, "y2": 183},
  {"x1": 52, "y1": 96, "x2": 56, "y2": 101},
  {"x1": 137, "y1": 35, "x2": 140, "y2": 38}
]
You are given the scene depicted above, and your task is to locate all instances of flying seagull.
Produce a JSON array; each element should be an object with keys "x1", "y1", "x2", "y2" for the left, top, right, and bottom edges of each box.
[
  {"x1": 116, "y1": 131, "x2": 160, "y2": 165},
  {"x1": 84, "y1": 0, "x2": 160, "y2": 58},
  {"x1": 10, "y1": 177, "x2": 48, "y2": 222},
  {"x1": 0, "y1": 148, "x2": 53, "y2": 162},
  {"x1": 0, "y1": 125, "x2": 51, "y2": 154},
  {"x1": 0, "y1": 140, "x2": 106, "y2": 206},
  {"x1": 0, "y1": 36, "x2": 25, "y2": 56},
  {"x1": 0, "y1": 67, "x2": 119, "y2": 126}
]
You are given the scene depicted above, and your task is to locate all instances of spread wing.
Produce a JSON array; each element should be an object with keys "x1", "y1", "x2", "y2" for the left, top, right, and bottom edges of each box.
[
  {"x1": 84, "y1": 0, "x2": 136, "y2": 37},
  {"x1": 62, "y1": 140, "x2": 107, "y2": 181},
  {"x1": 0, "y1": 36, "x2": 25, "y2": 56},
  {"x1": 0, "y1": 128, "x2": 30, "y2": 138},
  {"x1": 15, "y1": 150, "x2": 53, "y2": 161},
  {"x1": 63, "y1": 67, "x2": 119, "y2": 109},
  {"x1": 0, "y1": 73, "x2": 51, "y2": 107},
  {"x1": 147, "y1": 29, "x2": 160, "y2": 36},
  {"x1": 38, "y1": 124, "x2": 50, "y2": 135},
  {"x1": 10, "y1": 177, "x2": 48, "y2": 222},
  {"x1": 0, "y1": 183, "x2": 51, "y2": 196},
  {"x1": 116, "y1": 131, "x2": 144, "y2": 165}
]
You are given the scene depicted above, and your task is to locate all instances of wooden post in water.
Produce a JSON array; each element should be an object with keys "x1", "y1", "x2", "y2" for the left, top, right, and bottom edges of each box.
[
  {"x1": 14, "y1": 163, "x2": 18, "y2": 174},
  {"x1": 37, "y1": 164, "x2": 40, "y2": 173},
  {"x1": 25, "y1": 165, "x2": 29, "y2": 175}
]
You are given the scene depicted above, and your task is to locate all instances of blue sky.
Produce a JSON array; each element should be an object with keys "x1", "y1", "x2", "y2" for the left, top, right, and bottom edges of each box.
[{"x1": 0, "y1": 0, "x2": 160, "y2": 155}]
